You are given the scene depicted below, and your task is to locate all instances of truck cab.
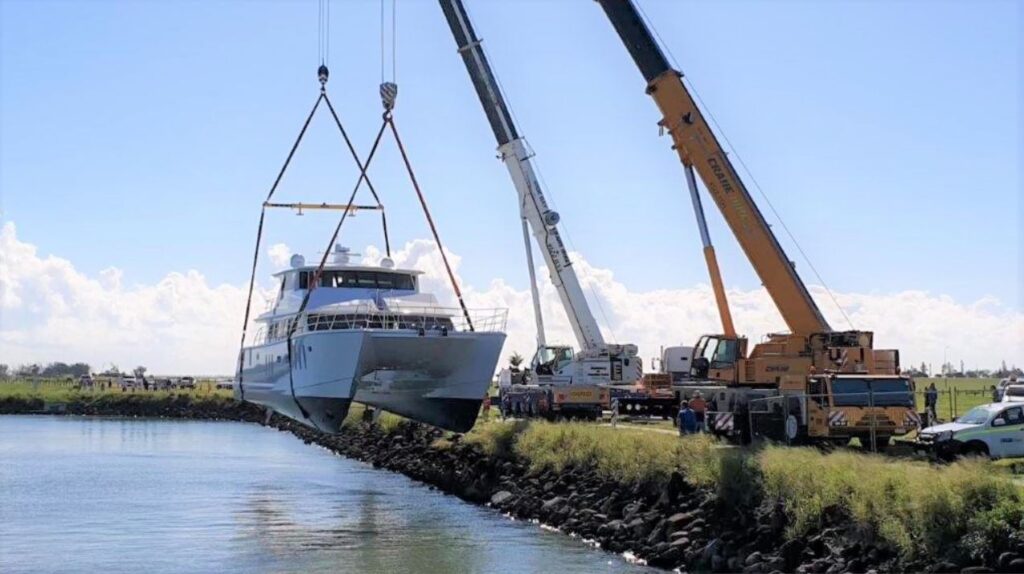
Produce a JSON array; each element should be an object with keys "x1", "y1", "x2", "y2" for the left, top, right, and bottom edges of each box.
[
  {"x1": 690, "y1": 335, "x2": 746, "y2": 383},
  {"x1": 918, "y1": 403, "x2": 1024, "y2": 460},
  {"x1": 530, "y1": 345, "x2": 574, "y2": 379}
]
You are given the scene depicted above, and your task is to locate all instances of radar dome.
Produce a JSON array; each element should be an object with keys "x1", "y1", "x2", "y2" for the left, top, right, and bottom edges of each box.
[
  {"x1": 289, "y1": 254, "x2": 305, "y2": 268},
  {"x1": 380, "y1": 257, "x2": 396, "y2": 269}
]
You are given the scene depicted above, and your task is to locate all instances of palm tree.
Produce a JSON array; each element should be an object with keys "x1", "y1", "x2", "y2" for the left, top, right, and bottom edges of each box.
[{"x1": 509, "y1": 352, "x2": 524, "y2": 372}]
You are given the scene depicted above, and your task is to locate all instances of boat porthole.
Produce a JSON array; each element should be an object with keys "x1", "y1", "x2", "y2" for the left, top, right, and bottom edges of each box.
[{"x1": 307, "y1": 346, "x2": 312, "y2": 352}]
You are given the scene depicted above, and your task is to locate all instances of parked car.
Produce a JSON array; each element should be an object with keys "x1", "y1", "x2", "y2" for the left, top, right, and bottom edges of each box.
[
  {"x1": 120, "y1": 375, "x2": 137, "y2": 389},
  {"x1": 177, "y1": 376, "x2": 196, "y2": 390},
  {"x1": 1001, "y1": 385, "x2": 1024, "y2": 403},
  {"x1": 915, "y1": 402, "x2": 1024, "y2": 460},
  {"x1": 215, "y1": 379, "x2": 233, "y2": 390},
  {"x1": 996, "y1": 377, "x2": 1020, "y2": 401}
]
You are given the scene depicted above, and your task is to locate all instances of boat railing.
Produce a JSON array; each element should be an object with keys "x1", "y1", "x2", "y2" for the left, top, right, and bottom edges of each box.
[{"x1": 249, "y1": 305, "x2": 508, "y2": 345}]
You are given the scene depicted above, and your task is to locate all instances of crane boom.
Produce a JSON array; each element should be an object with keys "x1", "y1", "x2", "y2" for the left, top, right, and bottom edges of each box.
[
  {"x1": 596, "y1": 0, "x2": 831, "y2": 337},
  {"x1": 440, "y1": 0, "x2": 606, "y2": 351}
]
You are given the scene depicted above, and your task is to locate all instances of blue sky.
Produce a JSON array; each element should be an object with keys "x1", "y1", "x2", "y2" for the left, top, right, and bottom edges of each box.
[{"x1": 1, "y1": 0, "x2": 1020, "y2": 311}]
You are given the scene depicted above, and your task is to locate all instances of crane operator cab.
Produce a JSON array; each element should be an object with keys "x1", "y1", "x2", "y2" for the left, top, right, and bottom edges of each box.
[
  {"x1": 691, "y1": 335, "x2": 747, "y2": 382},
  {"x1": 531, "y1": 345, "x2": 575, "y2": 377}
]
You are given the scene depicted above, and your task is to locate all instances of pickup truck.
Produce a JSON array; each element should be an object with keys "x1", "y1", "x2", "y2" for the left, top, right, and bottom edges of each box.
[{"x1": 916, "y1": 402, "x2": 1024, "y2": 460}]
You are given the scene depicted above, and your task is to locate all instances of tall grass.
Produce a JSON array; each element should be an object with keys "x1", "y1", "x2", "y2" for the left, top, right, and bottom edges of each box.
[
  {"x1": 463, "y1": 419, "x2": 1023, "y2": 559},
  {"x1": 751, "y1": 446, "x2": 1022, "y2": 557},
  {"x1": 497, "y1": 421, "x2": 719, "y2": 486}
]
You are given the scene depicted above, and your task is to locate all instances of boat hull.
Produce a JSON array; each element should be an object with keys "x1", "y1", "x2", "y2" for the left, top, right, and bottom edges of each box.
[
  {"x1": 354, "y1": 331, "x2": 506, "y2": 432},
  {"x1": 235, "y1": 330, "x2": 364, "y2": 434},
  {"x1": 237, "y1": 329, "x2": 505, "y2": 434}
]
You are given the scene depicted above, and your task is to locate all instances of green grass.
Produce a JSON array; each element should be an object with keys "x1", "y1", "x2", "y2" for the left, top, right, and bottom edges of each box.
[
  {"x1": 341, "y1": 401, "x2": 405, "y2": 432},
  {"x1": 510, "y1": 420, "x2": 722, "y2": 486},
  {"x1": 464, "y1": 417, "x2": 1024, "y2": 561},
  {"x1": 758, "y1": 446, "x2": 1021, "y2": 557},
  {"x1": 913, "y1": 377, "x2": 1000, "y2": 420}
]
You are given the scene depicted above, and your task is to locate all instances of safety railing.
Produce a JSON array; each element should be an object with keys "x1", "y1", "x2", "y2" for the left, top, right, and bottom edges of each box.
[{"x1": 250, "y1": 304, "x2": 508, "y2": 345}]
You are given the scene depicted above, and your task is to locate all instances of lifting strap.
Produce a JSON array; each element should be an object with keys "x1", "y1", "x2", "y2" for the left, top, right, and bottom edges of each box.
[
  {"x1": 237, "y1": 70, "x2": 478, "y2": 426},
  {"x1": 387, "y1": 114, "x2": 475, "y2": 332},
  {"x1": 235, "y1": 70, "x2": 390, "y2": 412}
]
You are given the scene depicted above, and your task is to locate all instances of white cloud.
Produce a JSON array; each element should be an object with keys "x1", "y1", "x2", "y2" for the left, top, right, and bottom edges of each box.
[
  {"x1": 0, "y1": 222, "x2": 265, "y2": 375},
  {"x1": 1, "y1": 223, "x2": 1021, "y2": 375},
  {"x1": 268, "y1": 243, "x2": 292, "y2": 269}
]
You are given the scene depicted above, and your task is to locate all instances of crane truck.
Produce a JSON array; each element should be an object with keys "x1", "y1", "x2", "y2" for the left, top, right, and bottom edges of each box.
[
  {"x1": 441, "y1": 0, "x2": 656, "y2": 420},
  {"x1": 596, "y1": 0, "x2": 918, "y2": 448}
]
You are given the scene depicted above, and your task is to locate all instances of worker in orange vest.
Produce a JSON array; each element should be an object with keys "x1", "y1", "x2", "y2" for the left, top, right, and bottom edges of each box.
[{"x1": 690, "y1": 391, "x2": 707, "y2": 433}]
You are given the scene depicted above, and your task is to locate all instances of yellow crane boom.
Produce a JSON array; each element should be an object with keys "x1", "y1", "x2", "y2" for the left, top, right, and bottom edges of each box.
[{"x1": 596, "y1": 0, "x2": 830, "y2": 337}]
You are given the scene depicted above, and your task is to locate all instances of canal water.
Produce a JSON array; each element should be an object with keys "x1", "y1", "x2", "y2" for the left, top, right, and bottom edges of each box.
[{"x1": 0, "y1": 416, "x2": 655, "y2": 574}]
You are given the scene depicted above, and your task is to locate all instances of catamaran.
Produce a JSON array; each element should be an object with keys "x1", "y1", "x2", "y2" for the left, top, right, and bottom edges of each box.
[{"x1": 235, "y1": 245, "x2": 507, "y2": 433}]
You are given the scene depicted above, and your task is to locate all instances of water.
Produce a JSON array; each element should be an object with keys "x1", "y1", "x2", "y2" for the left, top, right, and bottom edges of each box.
[{"x1": 0, "y1": 416, "x2": 656, "y2": 574}]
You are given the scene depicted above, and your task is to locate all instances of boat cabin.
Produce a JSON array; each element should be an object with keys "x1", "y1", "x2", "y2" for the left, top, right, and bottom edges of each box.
[{"x1": 255, "y1": 247, "x2": 456, "y2": 342}]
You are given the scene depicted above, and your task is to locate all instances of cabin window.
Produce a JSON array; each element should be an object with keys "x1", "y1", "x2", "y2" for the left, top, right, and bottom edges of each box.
[
  {"x1": 299, "y1": 272, "x2": 309, "y2": 290},
  {"x1": 306, "y1": 270, "x2": 415, "y2": 290}
]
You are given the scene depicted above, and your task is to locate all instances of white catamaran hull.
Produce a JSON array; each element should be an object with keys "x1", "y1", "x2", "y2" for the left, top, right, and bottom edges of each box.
[
  {"x1": 236, "y1": 330, "x2": 363, "y2": 434},
  {"x1": 355, "y1": 331, "x2": 505, "y2": 432},
  {"x1": 237, "y1": 329, "x2": 505, "y2": 434}
]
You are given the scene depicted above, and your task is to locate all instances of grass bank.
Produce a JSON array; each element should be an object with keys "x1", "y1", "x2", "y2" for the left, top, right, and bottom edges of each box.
[
  {"x1": 466, "y1": 419, "x2": 1023, "y2": 562},
  {"x1": 0, "y1": 380, "x2": 233, "y2": 401},
  {"x1": 0, "y1": 380, "x2": 240, "y2": 415}
]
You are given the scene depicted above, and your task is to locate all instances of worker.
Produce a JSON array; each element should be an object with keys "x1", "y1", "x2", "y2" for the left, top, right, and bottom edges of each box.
[
  {"x1": 690, "y1": 391, "x2": 707, "y2": 433},
  {"x1": 925, "y1": 383, "x2": 938, "y2": 420},
  {"x1": 992, "y1": 384, "x2": 1001, "y2": 403},
  {"x1": 678, "y1": 400, "x2": 697, "y2": 436},
  {"x1": 501, "y1": 393, "x2": 511, "y2": 419},
  {"x1": 611, "y1": 397, "x2": 620, "y2": 428},
  {"x1": 482, "y1": 393, "x2": 491, "y2": 418}
]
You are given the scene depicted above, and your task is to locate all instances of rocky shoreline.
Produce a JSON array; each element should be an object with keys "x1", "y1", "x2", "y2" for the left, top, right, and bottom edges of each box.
[{"x1": 3, "y1": 396, "x2": 1022, "y2": 573}]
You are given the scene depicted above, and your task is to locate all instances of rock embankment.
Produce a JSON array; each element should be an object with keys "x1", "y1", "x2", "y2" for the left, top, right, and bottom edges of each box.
[
  {"x1": 0, "y1": 394, "x2": 263, "y2": 421},
  {"x1": 3, "y1": 395, "x2": 1020, "y2": 573},
  {"x1": 271, "y1": 419, "x2": 1020, "y2": 574}
]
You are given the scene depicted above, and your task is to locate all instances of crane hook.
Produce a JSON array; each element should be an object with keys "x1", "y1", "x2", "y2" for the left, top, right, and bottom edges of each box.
[
  {"x1": 318, "y1": 65, "x2": 330, "y2": 87},
  {"x1": 380, "y1": 82, "x2": 398, "y2": 111}
]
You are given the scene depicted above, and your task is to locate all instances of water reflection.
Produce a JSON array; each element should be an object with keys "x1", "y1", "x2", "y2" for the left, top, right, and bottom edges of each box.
[{"x1": 1, "y1": 416, "x2": 653, "y2": 574}]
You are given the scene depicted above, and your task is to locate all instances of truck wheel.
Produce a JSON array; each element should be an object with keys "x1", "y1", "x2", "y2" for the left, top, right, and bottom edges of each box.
[
  {"x1": 961, "y1": 441, "x2": 989, "y2": 459},
  {"x1": 872, "y1": 436, "x2": 891, "y2": 452}
]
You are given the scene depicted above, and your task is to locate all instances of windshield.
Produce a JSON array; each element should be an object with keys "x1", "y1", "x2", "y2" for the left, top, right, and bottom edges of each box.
[
  {"x1": 299, "y1": 271, "x2": 415, "y2": 290},
  {"x1": 831, "y1": 378, "x2": 914, "y2": 407},
  {"x1": 958, "y1": 406, "x2": 992, "y2": 425}
]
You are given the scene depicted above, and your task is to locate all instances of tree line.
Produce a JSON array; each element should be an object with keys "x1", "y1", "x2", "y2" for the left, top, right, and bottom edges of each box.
[{"x1": 0, "y1": 363, "x2": 150, "y2": 380}]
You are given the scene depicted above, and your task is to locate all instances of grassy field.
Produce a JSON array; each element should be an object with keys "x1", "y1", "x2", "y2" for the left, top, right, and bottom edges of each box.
[
  {"x1": 464, "y1": 418, "x2": 1023, "y2": 561},
  {"x1": 912, "y1": 377, "x2": 1002, "y2": 420}
]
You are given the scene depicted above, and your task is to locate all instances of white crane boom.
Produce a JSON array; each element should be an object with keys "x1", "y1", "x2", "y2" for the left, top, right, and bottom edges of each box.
[{"x1": 440, "y1": 0, "x2": 605, "y2": 352}]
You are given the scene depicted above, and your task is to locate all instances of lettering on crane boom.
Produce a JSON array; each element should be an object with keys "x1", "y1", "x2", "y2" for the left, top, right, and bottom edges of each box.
[{"x1": 706, "y1": 157, "x2": 752, "y2": 232}]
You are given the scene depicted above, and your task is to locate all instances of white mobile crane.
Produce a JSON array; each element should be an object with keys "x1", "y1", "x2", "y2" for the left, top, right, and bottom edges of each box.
[{"x1": 440, "y1": 0, "x2": 641, "y2": 418}]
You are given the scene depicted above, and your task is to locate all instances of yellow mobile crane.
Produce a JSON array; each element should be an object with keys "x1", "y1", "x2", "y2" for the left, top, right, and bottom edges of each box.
[{"x1": 596, "y1": 0, "x2": 919, "y2": 448}]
